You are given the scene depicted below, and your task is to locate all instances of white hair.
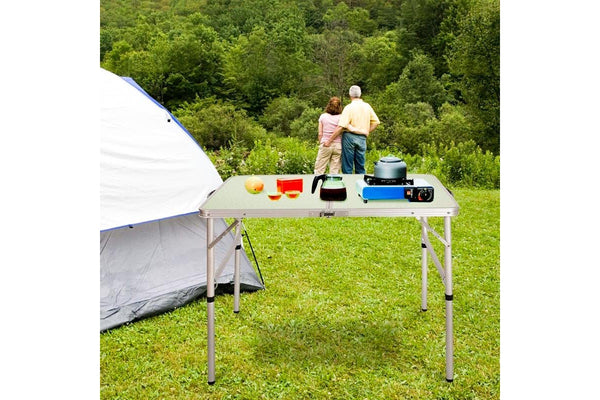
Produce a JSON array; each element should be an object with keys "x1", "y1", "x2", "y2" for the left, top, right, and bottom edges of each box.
[{"x1": 349, "y1": 85, "x2": 362, "y2": 98}]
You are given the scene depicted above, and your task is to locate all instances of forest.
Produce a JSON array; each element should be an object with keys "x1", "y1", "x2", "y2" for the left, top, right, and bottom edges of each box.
[{"x1": 100, "y1": 0, "x2": 500, "y2": 187}]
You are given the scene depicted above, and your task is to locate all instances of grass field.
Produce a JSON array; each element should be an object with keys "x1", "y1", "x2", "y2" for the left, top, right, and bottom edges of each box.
[{"x1": 100, "y1": 188, "x2": 499, "y2": 399}]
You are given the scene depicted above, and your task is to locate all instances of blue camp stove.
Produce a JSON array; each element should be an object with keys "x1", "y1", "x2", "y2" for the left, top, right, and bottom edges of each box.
[{"x1": 356, "y1": 175, "x2": 434, "y2": 203}]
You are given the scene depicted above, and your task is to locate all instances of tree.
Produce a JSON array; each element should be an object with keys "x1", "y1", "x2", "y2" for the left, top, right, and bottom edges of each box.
[
  {"x1": 307, "y1": 29, "x2": 363, "y2": 104},
  {"x1": 323, "y1": 2, "x2": 377, "y2": 35},
  {"x1": 160, "y1": 22, "x2": 225, "y2": 107},
  {"x1": 99, "y1": 0, "x2": 500, "y2": 156},
  {"x1": 223, "y1": 11, "x2": 314, "y2": 115},
  {"x1": 101, "y1": 14, "x2": 225, "y2": 108},
  {"x1": 447, "y1": 0, "x2": 500, "y2": 153},
  {"x1": 369, "y1": 0, "x2": 402, "y2": 30},
  {"x1": 381, "y1": 52, "x2": 449, "y2": 112},
  {"x1": 396, "y1": 0, "x2": 457, "y2": 76},
  {"x1": 199, "y1": 0, "x2": 273, "y2": 38},
  {"x1": 101, "y1": 40, "x2": 134, "y2": 71},
  {"x1": 351, "y1": 31, "x2": 404, "y2": 92}
]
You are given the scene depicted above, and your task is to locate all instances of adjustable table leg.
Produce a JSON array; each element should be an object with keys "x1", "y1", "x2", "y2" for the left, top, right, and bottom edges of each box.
[
  {"x1": 444, "y1": 216, "x2": 454, "y2": 382},
  {"x1": 206, "y1": 218, "x2": 216, "y2": 385},
  {"x1": 421, "y1": 217, "x2": 428, "y2": 312},
  {"x1": 233, "y1": 220, "x2": 241, "y2": 313}
]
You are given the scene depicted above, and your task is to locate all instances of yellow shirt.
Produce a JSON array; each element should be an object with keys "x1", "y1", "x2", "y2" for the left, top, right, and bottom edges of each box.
[{"x1": 337, "y1": 99, "x2": 380, "y2": 136}]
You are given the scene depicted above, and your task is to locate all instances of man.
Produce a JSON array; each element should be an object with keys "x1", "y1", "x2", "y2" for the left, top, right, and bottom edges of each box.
[{"x1": 324, "y1": 85, "x2": 379, "y2": 174}]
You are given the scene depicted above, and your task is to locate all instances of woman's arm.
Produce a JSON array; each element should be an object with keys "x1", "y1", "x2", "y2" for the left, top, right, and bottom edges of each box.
[{"x1": 318, "y1": 121, "x2": 324, "y2": 143}]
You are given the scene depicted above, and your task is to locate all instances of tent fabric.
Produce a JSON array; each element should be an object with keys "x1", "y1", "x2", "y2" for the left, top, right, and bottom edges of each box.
[
  {"x1": 100, "y1": 215, "x2": 263, "y2": 331},
  {"x1": 100, "y1": 67, "x2": 222, "y2": 231},
  {"x1": 100, "y1": 68, "x2": 263, "y2": 331}
]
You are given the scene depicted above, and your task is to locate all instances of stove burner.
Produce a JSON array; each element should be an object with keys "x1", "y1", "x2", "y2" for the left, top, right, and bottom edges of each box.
[{"x1": 363, "y1": 174, "x2": 414, "y2": 186}]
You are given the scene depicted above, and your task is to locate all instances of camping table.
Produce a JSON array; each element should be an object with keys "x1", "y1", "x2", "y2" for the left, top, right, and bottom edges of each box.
[{"x1": 199, "y1": 174, "x2": 459, "y2": 384}]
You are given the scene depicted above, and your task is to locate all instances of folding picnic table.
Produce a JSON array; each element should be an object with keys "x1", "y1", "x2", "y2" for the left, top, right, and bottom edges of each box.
[{"x1": 199, "y1": 173, "x2": 459, "y2": 384}]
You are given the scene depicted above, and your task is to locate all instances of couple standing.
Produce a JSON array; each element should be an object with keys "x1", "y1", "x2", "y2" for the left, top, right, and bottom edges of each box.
[{"x1": 314, "y1": 85, "x2": 379, "y2": 175}]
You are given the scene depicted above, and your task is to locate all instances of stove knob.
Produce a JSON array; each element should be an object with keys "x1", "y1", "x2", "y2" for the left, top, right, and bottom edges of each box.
[{"x1": 418, "y1": 188, "x2": 432, "y2": 202}]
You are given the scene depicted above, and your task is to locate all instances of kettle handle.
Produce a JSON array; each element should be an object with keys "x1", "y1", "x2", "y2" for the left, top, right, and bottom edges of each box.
[{"x1": 311, "y1": 174, "x2": 326, "y2": 194}]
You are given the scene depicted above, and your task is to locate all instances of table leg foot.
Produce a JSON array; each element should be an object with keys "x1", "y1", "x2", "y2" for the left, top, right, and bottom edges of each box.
[
  {"x1": 446, "y1": 378, "x2": 453, "y2": 383},
  {"x1": 208, "y1": 381, "x2": 215, "y2": 385},
  {"x1": 421, "y1": 308, "x2": 427, "y2": 312}
]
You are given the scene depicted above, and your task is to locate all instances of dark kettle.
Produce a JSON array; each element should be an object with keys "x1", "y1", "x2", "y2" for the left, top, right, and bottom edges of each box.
[{"x1": 373, "y1": 155, "x2": 407, "y2": 179}]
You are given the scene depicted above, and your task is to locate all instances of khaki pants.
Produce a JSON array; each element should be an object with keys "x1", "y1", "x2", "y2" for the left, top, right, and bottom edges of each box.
[{"x1": 314, "y1": 143, "x2": 342, "y2": 174}]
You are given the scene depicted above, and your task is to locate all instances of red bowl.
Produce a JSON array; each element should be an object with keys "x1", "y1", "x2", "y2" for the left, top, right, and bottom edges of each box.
[
  {"x1": 267, "y1": 192, "x2": 282, "y2": 201},
  {"x1": 285, "y1": 190, "x2": 301, "y2": 199}
]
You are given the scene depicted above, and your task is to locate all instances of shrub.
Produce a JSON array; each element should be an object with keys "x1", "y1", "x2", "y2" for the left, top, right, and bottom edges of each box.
[
  {"x1": 289, "y1": 107, "x2": 322, "y2": 142},
  {"x1": 274, "y1": 137, "x2": 318, "y2": 174},
  {"x1": 259, "y1": 96, "x2": 310, "y2": 136},
  {"x1": 205, "y1": 144, "x2": 249, "y2": 181},
  {"x1": 174, "y1": 98, "x2": 267, "y2": 150},
  {"x1": 210, "y1": 139, "x2": 499, "y2": 189},
  {"x1": 242, "y1": 139, "x2": 281, "y2": 175},
  {"x1": 369, "y1": 101, "x2": 438, "y2": 153},
  {"x1": 440, "y1": 141, "x2": 500, "y2": 188},
  {"x1": 434, "y1": 103, "x2": 476, "y2": 147},
  {"x1": 368, "y1": 101, "x2": 482, "y2": 155},
  {"x1": 389, "y1": 123, "x2": 435, "y2": 155},
  {"x1": 417, "y1": 141, "x2": 500, "y2": 189}
]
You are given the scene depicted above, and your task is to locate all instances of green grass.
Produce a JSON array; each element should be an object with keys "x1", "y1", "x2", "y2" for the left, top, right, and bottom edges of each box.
[{"x1": 100, "y1": 188, "x2": 499, "y2": 399}]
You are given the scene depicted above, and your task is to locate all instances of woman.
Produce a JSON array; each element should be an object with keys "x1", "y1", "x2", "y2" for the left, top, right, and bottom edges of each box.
[{"x1": 314, "y1": 97, "x2": 343, "y2": 174}]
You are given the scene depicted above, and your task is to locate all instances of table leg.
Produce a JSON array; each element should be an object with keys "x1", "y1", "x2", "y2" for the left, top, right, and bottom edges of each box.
[
  {"x1": 233, "y1": 220, "x2": 241, "y2": 313},
  {"x1": 206, "y1": 218, "x2": 216, "y2": 385},
  {"x1": 421, "y1": 217, "x2": 428, "y2": 312},
  {"x1": 444, "y1": 216, "x2": 454, "y2": 382}
]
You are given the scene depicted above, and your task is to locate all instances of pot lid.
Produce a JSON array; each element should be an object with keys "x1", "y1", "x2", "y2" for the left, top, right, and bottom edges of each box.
[{"x1": 379, "y1": 155, "x2": 403, "y2": 163}]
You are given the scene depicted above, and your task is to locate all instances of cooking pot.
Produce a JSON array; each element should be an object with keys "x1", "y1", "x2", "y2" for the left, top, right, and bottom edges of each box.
[{"x1": 373, "y1": 155, "x2": 407, "y2": 179}]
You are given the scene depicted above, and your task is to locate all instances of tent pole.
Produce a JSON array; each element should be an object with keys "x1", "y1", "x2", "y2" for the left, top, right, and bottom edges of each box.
[
  {"x1": 242, "y1": 224, "x2": 265, "y2": 286},
  {"x1": 206, "y1": 218, "x2": 216, "y2": 385}
]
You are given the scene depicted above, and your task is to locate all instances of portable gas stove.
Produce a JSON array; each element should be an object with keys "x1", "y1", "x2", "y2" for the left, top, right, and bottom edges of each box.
[{"x1": 356, "y1": 174, "x2": 434, "y2": 203}]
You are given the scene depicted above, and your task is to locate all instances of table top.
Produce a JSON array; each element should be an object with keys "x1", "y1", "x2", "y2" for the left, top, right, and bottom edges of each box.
[{"x1": 199, "y1": 174, "x2": 459, "y2": 218}]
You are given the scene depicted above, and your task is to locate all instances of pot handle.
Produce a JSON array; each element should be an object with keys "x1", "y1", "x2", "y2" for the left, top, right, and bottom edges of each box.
[{"x1": 311, "y1": 174, "x2": 326, "y2": 194}]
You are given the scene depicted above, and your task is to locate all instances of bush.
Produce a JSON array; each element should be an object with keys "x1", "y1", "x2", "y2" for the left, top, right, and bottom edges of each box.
[
  {"x1": 275, "y1": 137, "x2": 318, "y2": 174},
  {"x1": 208, "y1": 137, "x2": 319, "y2": 178},
  {"x1": 416, "y1": 141, "x2": 500, "y2": 189},
  {"x1": 205, "y1": 144, "x2": 249, "y2": 180},
  {"x1": 242, "y1": 140, "x2": 281, "y2": 175},
  {"x1": 440, "y1": 141, "x2": 500, "y2": 188},
  {"x1": 434, "y1": 103, "x2": 476, "y2": 147},
  {"x1": 174, "y1": 98, "x2": 267, "y2": 150},
  {"x1": 259, "y1": 96, "x2": 310, "y2": 136},
  {"x1": 243, "y1": 138, "x2": 318, "y2": 175},
  {"x1": 388, "y1": 122, "x2": 436, "y2": 155},
  {"x1": 289, "y1": 107, "x2": 322, "y2": 142},
  {"x1": 369, "y1": 101, "x2": 480, "y2": 154},
  {"x1": 209, "y1": 139, "x2": 498, "y2": 189}
]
